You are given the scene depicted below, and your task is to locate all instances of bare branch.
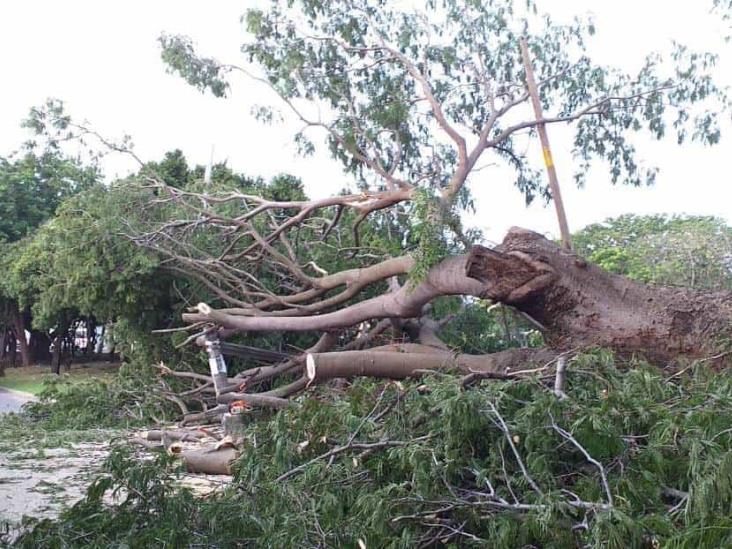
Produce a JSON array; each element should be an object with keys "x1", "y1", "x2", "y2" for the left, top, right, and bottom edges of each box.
[
  {"x1": 550, "y1": 416, "x2": 614, "y2": 507},
  {"x1": 486, "y1": 400, "x2": 544, "y2": 497}
]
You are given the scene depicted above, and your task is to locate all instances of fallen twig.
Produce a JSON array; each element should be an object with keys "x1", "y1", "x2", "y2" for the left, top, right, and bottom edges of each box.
[
  {"x1": 550, "y1": 415, "x2": 614, "y2": 507},
  {"x1": 276, "y1": 435, "x2": 431, "y2": 482},
  {"x1": 486, "y1": 400, "x2": 543, "y2": 497}
]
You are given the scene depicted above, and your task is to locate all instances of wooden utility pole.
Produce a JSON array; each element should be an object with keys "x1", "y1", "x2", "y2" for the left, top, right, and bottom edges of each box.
[{"x1": 519, "y1": 37, "x2": 573, "y2": 250}]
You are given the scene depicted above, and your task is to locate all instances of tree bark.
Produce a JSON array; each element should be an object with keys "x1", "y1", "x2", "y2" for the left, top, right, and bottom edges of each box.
[
  {"x1": 0, "y1": 329, "x2": 6, "y2": 377},
  {"x1": 51, "y1": 335, "x2": 62, "y2": 375},
  {"x1": 131, "y1": 437, "x2": 238, "y2": 475},
  {"x1": 179, "y1": 447, "x2": 238, "y2": 475},
  {"x1": 51, "y1": 321, "x2": 71, "y2": 375},
  {"x1": 217, "y1": 391, "x2": 294, "y2": 409},
  {"x1": 29, "y1": 330, "x2": 51, "y2": 365},
  {"x1": 181, "y1": 227, "x2": 731, "y2": 388},
  {"x1": 86, "y1": 317, "x2": 96, "y2": 356},
  {"x1": 466, "y1": 228, "x2": 732, "y2": 366},
  {"x1": 183, "y1": 255, "x2": 483, "y2": 331},
  {"x1": 306, "y1": 345, "x2": 557, "y2": 382},
  {"x1": 142, "y1": 429, "x2": 208, "y2": 443},
  {"x1": 96, "y1": 324, "x2": 106, "y2": 354},
  {"x1": 8, "y1": 331, "x2": 17, "y2": 367},
  {"x1": 12, "y1": 305, "x2": 30, "y2": 368}
]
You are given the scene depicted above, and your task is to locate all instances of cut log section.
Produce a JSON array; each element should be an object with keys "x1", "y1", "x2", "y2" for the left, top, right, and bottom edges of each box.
[
  {"x1": 179, "y1": 446, "x2": 239, "y2": 475},
  {"x1": 142, "y1": 429, "x2": 208, "y2": 443}
]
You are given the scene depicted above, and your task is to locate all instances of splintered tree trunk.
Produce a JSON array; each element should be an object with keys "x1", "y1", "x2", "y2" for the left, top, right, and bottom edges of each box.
[{"x1": 467, "y1": 228, "x2": 732, "y2": 367}]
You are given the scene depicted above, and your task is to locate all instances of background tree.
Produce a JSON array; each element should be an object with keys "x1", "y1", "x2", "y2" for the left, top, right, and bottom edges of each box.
[
  {"x1": 574, "y1": 214, "x2": 732, "y2": 292},
  {"x1": 0, "y1": 151, "x2": 99, "y2": 371},
  {"x1": 0, "y1": 152, "x2": 97, "y2": 244}
]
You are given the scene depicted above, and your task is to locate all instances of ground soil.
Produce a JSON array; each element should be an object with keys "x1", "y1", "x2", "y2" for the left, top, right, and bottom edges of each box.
[{"x1": 0, "y1": 421, "x2": 232, "y2": 541}]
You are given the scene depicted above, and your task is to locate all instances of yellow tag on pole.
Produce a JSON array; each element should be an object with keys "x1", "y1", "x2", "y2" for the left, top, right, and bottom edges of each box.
[{"x1": 542, "y1": 147, "x2": 554, "y2": 168}]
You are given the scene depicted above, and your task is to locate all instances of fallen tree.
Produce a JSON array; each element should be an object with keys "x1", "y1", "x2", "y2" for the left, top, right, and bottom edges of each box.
[
  {"x1": 183, "y1": 227, "x2": 732, "y2": 363},
  {"x1": 7, "y1": 2, "x2": 732, "y2": 544},
  {"x1": 28, "y1": 1, "x2": 731, "y2": 413},
  {"x1": 162, "y1": 228, "x2": 731, "y2": 419}
]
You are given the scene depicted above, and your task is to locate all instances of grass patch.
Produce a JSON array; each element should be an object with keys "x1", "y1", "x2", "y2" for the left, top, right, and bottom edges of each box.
[
  {"x1": 0, "y1": 362, "x2": 120, "y2": 396},
  {"x1": 2, "y1": 360, "x2": 178, "y2": 432}
]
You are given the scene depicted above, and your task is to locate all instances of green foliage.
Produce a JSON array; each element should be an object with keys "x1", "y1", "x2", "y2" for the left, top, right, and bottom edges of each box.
[
  {"x1": 21, "y1": 361, "x2": 176, "y2": 430},
  {"x1": 0, "y1": 151, "x2": 98, "y2": 245},
  {"x1": 0, "y1": 146, "x2": 102, "y2": 342},
  {"x1": 713, "y1": 0, "x2": 732, "y2": 38},
  {"x1": 161, "y1": 0, "x2": 727, "y2": 203},
  {"x1": 437, "y1": 299, "x2": 542, "y2": 353},
  {"x1": 16, "y1": 352, "x2": 732, "y2": 547},
  {"x1": 159, "y1": 34, "x2": 230, "y2": 97},
  {"x1": 574, "y1": 214, "x2": 732, "y2": 291},
  {"x1": 408, "y1": 188, "x2": 449, "y2": 282},
  {"x1": 13, "y1": 183, "x2": 174, "y2": 331},
  {"x1": 11, "y1": 447, "x2": 196, "y2": 549},
  {"x1": 0, "y1": 355, "x2": 181, "y2": 435},
  {"x1": 0, "y1": 141, "x2": 320, "y2": 362}
]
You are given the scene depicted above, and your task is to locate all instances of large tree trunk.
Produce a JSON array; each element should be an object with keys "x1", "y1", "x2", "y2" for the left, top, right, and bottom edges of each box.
[
  {"x1": 86, "y1": 317, "x2": 96, "y2": 357},
  {"x1": 8, "y1": 331, "x2": 17, "y2": 367},
  {"x1": 467, "y1": 228, "x2": 732, "y2": 367},
  {"x1": 106, "y1": 323, "x2": 116, "y2": 362},
  {"x1": 29, "y1": 330, "x2": 51, "y2": 365},
  {"x1": 51, "y1": 335, "x2": 63, "y2": 375}
]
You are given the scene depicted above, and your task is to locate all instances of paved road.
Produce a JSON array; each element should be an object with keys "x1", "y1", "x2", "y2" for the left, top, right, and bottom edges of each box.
[{"x1": 0, "y1": 388, "x2": 35, "y2": 414}]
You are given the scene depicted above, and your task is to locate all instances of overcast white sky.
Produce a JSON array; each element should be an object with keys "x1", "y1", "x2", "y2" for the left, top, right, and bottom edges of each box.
[{"x1": 0, "y1": 1, "x2": 730, "y2": 242}]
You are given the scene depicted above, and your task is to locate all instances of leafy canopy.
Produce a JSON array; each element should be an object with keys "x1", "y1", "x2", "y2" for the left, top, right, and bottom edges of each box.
[
  {"x1": 0, "y1": 152, "x2": 98, "y2": 245},
  {"x1": 161, "y1": 0, "x2": 727, "y2": 207},
  {"x1": 574, "y1": 214, "x2": 732, "y2": 291}
]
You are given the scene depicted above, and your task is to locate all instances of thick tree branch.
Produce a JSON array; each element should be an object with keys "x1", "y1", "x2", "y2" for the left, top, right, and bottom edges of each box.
[{"x1": 183, "y1": 256, "x2": 483, "y2": 331}]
